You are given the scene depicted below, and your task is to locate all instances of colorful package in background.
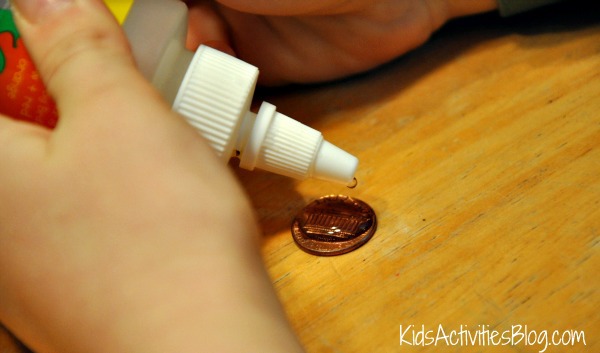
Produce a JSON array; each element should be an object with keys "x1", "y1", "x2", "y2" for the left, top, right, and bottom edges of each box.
[
  {"x1": 0, "y1": 0, "x2": 133, "y2": 127},
  {"x1": 0, "y1": 4, "x2": 58, "y2": 127}
]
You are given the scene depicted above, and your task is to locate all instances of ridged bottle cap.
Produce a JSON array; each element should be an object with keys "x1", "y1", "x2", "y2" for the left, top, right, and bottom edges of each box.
[
  {"x1": 240, "y1": 102, "x2": 358, "y2": 184},
  {"x1": 172, "y1": 46, "x2": 258, "y2": 161},
  {"x1": 171, "y1": 45, "x2": 358, "y2": 185}
]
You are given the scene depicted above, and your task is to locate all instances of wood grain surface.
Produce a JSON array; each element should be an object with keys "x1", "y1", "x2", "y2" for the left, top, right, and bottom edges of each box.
[
  {"x1": 1, "y1": 2, "x2": 598, "y2": 353},
  {"x1": 239, "y1": 3, "x2": 599, "y2": 353}
]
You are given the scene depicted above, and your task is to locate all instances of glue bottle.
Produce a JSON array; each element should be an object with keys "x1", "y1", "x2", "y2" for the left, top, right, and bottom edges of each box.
[{"x1": 0, "y1": 0, "x2": 358, "y2": 185}]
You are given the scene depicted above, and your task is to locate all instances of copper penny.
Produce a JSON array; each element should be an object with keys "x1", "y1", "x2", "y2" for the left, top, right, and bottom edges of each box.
[{"x1": 291, "y1": 195, "x2": 377, "y2": 256}]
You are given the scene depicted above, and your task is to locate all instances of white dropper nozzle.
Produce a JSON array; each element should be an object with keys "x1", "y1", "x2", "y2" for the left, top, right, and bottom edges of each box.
[
  {"x1": 172, "y1": 46, "x2": 358, "y2": 185},
  {"x1": 237, "y1": 102, "x2": 358, "y2": 184}
]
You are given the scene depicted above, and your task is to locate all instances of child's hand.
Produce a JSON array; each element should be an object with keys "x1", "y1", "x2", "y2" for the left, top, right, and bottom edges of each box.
[
  {"x1": 184, "y1": 0, "x2": 498, "y2": 84},
  {"x1": 0, "y1": 1, "x2": 301, "y2": 352}
]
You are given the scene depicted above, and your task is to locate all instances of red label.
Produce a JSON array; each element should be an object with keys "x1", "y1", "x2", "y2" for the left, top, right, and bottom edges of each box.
[{"x1": 1, "y1": 9, "x2": 58, "y2": 128}]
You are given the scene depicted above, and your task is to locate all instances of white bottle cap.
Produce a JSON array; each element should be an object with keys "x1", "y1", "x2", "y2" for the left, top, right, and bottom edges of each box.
[
  {"x1": 172, "y1": 46, "x2": 358, "y2": 184},
  {"x1": 238, "y1": 102, "x2": 358, "y2": 184},
  {"x1": 173, "y1": 46, "x2": 257, "y2": 162}
]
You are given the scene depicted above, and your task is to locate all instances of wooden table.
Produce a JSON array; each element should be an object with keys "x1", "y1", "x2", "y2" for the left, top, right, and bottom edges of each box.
[
  {"x1": 237, "y1": 4, "x2": 599, "y2": 353},
  {"x1": 1, "y1": 3, "x2": 598, "y2": 353}
]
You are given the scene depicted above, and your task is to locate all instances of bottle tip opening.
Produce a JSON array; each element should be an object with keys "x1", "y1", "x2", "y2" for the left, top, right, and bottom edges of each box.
[{"x1": 312, "y1": 140, "x2": 358, "y2": 185}]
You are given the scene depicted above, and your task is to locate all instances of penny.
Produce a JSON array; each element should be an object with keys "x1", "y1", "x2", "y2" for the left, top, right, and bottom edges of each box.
[{"x1": 291, "y1": 195, "x2": 377, "y2": 256}]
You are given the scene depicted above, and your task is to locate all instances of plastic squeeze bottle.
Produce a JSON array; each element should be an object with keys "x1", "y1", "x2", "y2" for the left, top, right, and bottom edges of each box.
[{"x1": 0, "y1": 0, "x2": 358, "y2": 185}]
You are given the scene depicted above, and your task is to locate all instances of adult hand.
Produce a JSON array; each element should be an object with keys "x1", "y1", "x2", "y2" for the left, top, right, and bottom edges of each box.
[
  {"x1": 0, "y1": 0, "x2": 302, "y2": 352},
  {"x1": 185, "y1": 0, "x2": 498, "y2": 84}
]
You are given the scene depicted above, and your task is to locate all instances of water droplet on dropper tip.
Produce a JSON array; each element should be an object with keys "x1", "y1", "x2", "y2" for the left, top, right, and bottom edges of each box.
[{"x1": 347, "y1": 177, "x2": 358, "y2": 189}]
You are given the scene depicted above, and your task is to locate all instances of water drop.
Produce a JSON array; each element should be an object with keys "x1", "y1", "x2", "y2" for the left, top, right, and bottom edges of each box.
[{"x1": 347, "y1": 177, "x2": 358, "y2": 189}]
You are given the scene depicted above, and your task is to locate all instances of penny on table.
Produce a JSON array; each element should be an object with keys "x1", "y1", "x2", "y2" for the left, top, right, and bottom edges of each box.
[{"x1": 291, "y1": 195, "x2": 377, "y2": 256}]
